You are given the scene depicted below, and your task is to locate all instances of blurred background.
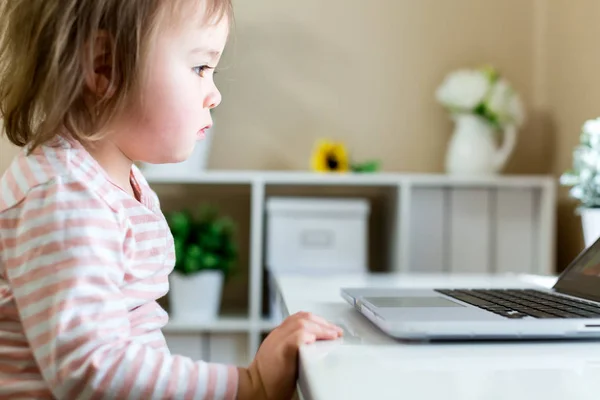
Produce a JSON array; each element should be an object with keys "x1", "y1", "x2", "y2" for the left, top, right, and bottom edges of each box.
[
  {"x1": 2, "y1": 0, "x2": 600, "y2": 365},
  {"x1": 2, "y1": 0, "x2": 596, "y2": 272},
  {"x1": 209, "y1": 0, "x2": 600, "y2": 270}
]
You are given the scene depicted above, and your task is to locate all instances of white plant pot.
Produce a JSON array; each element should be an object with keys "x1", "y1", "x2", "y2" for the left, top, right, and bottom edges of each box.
[
  {"x1": 169, "y1": 270, "x2": 224, "y2": 321},
  {"x1": 141, "y1": 126, "x2": 214, "y2": 178},
  {"x1": 580, "y1": 208, "x2": 600, "y2": 248}
]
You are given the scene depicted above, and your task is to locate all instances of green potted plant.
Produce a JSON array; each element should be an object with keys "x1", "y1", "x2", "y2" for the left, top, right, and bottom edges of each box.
[
  {"x1": 561, "y1": 117, "x2": 600, "y2": 247},
  {"x1": 166, "y1": 205, "x2": 238, "y2": 321}
]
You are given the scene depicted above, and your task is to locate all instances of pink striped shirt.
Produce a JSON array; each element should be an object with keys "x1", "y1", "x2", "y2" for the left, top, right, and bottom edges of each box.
[{"x1": 0, "y1": 136, "x2": 238, "y2": 399}]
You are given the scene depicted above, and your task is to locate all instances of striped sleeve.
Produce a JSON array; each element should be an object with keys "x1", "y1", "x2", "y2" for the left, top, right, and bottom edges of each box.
[{"x1": 4, "y1": 176, "x2": 238, "y2": 399}]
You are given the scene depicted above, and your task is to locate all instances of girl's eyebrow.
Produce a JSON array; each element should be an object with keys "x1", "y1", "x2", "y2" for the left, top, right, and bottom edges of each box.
[{"x1": 190, "y1": 47, "x2": 221, "y2": 59}]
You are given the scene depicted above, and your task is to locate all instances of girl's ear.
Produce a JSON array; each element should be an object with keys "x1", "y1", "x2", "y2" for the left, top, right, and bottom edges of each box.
[{"x1": 83, "y1": 30, "x2": 115, "y2": 99}]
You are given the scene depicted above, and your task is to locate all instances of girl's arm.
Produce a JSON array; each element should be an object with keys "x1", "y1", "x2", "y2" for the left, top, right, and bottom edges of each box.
[{"x1": 7, "y1": 176, "x2": 238, "y2": 399}]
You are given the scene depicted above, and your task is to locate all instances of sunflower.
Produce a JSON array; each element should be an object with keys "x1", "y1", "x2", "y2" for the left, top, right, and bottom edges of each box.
[{"x1": 310, "y1": 139, "x2": 350, "y2": 173}]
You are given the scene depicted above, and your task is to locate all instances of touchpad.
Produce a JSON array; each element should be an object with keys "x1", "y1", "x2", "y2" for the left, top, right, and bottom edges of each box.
[{"x1": 363, "y1": 296, "x2": 465, "y2": 308}]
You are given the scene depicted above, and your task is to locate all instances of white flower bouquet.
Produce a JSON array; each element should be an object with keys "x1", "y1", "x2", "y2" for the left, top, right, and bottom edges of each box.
[
  {"x1": 561, "y1": 118, "x2": 600, "y2": 208},
  {"x1": 435, "y1": 66, "x2": 526, "y2": 130}
]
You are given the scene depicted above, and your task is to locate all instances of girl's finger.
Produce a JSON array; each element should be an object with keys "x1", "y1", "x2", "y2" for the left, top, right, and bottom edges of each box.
[
  {"x1": 293, "y1": 312, "x2": 343, "y2": 333},
  {"x1": 295, "y1": 318, "x2": 340, "y2": 340},
  {"x1": 295, "y1": 331, "x2": 317, "y2": 346}
]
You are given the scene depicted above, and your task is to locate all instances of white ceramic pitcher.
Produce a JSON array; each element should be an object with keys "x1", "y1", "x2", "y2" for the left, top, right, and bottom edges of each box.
[{"x1": 445, "y1": 114, "x2": 516, "y2": 175}]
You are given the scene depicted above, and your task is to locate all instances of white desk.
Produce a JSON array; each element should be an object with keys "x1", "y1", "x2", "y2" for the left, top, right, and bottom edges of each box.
[{"x1": 274, "y1": 273, "x2": 600, "y2": 400}]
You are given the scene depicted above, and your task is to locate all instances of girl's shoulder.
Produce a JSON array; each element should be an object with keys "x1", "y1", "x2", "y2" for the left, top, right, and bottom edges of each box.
[{"x1": 0, "y1": 138, "x2": 121, "y2": 215}]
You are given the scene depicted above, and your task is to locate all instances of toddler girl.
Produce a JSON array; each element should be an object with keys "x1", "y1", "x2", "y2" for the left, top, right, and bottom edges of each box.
[{"x1": 0, "y1": 0, "x2": 342, "y2": 398}]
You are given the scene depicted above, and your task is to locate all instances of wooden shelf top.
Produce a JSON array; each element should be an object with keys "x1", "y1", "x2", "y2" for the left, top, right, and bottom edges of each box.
[{"x1": 144, "y1": 170, "x2": 555, "y2": 188}]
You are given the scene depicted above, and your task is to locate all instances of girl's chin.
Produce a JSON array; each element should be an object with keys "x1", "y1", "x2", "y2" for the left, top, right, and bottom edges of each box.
[
  {"x1": 164, "y1": 146, "x2": 196, "y2": 164},
  {"x1": 142, "y1": 138, "x2": 198, "y2": 164}
]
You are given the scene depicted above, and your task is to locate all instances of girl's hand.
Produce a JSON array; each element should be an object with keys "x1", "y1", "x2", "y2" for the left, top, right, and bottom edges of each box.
[{"x1": 240, "y1": 311, "x2": 343, "y2": 400}]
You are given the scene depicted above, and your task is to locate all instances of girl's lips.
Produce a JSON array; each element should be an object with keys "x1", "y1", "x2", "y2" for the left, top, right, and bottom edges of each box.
[{"x1": 197, "y1": 125, "x2": 211, "y2": 139}]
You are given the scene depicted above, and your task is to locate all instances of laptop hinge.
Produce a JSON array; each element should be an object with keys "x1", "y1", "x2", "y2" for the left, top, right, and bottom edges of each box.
[{"x1": 554, "y1": 288, "x2": 600, "y2": 304}]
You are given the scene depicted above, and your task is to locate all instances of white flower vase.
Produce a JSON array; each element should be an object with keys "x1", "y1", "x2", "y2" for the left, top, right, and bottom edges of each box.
[
  {"x1": 169, "y1": 270, "x2": 224, "y2": 321},
  {"x1": 580, "y1": 208, "x2": 600, "y2": 248},
  {"x1": 141, "y1": 126, "x2": 214, "y2": 178},
  {"x1": 445, "y1": 114, "x2": 517, "y2": 175}
]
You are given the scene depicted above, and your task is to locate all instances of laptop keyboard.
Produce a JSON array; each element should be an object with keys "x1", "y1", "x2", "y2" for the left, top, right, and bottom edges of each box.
[{"x1": 435, "y1": 289, "x2": 600, "y2": 319}]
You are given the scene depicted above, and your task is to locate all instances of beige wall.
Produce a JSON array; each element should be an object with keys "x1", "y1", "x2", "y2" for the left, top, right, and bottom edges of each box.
[
  {"x1": 0, "y1": 1, "x2": 551, "y2": 175},
  {"x1": 211, "y1": 0, "x2": 546, "y2": 173},
  {"x1": 1, "y1": 1, "x2": 595, "y2": 272}
]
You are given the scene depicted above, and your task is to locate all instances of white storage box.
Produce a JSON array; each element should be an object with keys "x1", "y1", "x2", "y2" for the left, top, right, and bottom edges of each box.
[{"x1": 265, "y1": 197, "x2": 370, "y2": 274}]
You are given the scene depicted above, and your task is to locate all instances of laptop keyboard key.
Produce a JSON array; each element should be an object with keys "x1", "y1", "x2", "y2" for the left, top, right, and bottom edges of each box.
[
  {"x1": 500, "y1": 311, "x2": 528, "y2": 319},
  {"x1": 522, "y1": 309, "x2": 562, "y2": 319},
  {"x1": 440, "y1": 293, "x2": 496, "y2": 308}
]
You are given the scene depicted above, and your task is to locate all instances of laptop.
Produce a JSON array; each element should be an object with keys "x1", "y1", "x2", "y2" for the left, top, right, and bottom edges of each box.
[{"x1": 340, "y1": 236, "x2": 600, "y2": 341}]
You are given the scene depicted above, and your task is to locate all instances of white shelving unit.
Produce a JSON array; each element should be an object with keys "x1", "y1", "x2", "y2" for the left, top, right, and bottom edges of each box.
[{"x1": 146, "y1": 170, "x2": 557, "y2": 367}]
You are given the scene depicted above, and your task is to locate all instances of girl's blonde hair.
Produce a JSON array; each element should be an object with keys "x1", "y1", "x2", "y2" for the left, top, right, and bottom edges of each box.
[{"x1": 0, "y1": 0, "x2": 232, "y2": 151}]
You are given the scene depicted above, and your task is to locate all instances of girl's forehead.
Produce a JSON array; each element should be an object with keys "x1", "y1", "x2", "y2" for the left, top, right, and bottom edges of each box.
[{"x1": 181, "y1": 17, "x2": 230, "y2": 48}]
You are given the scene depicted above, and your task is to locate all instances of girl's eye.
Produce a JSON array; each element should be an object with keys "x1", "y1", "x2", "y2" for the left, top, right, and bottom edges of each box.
[{"x1": 192, "y1": 65, "x2": 214, "y2": 77}]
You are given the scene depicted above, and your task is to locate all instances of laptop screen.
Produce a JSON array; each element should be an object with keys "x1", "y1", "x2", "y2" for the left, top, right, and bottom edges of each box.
[{"x1": 554, "y1": 236, "x2": 600, "y2": 302}]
